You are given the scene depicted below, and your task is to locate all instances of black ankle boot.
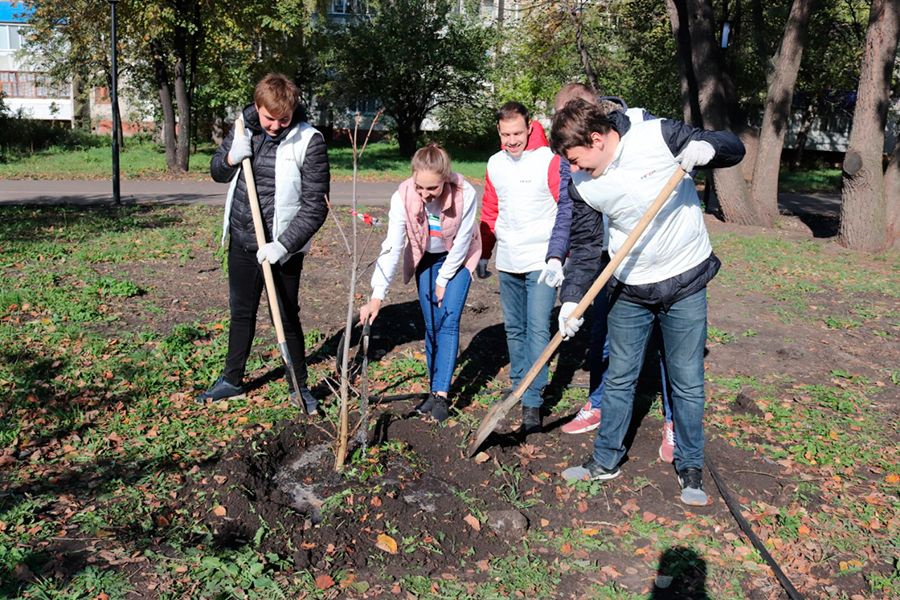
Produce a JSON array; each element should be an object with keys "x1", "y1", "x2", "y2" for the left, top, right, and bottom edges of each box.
[{"x1": 521, "y1": 406, "x2": 542, "y2": 434}]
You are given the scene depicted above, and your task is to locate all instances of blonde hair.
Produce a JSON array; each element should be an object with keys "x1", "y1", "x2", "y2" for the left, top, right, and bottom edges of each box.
[
  {"x1": 411, "y1": 143, "x2": 452, "y2": 180},
  {"x1": 254, "y1": 73, "x2": 299, "y2": 116}
]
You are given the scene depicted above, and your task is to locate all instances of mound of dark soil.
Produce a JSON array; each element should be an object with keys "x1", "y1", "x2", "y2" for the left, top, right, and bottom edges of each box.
[{"x1": 178, "y1": 411, "x2": 515, "y2": 577}]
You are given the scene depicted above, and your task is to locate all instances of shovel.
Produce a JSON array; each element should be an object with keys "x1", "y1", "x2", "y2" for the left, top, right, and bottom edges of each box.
[
  {"x1": 234, "y1": 115, "x2": 308, "y2": 414},
  {"x1": 467, "y1": 166, "x2": 686, "y2": 456}
]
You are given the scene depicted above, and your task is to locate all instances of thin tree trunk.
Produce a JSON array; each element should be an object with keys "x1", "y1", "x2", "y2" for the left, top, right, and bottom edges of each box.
[
  {"x1": 153, "y1": 53, "x2": 177, "y2": 171},
  {"x1": 174, "y1": 56, "x2": 191, "y2": 172},
  {"x1": 839, "y1": 0, "x2": 900, "y2": 250},
  {"x1": 750, "y1": 0, "x2": 814, "y2": 227},
  {"x1": 567, "y1": 0, "x2": 600, "y2": 92},
  {"x1": 791, "y1": 101, "x2": 818, "y2": 170}
]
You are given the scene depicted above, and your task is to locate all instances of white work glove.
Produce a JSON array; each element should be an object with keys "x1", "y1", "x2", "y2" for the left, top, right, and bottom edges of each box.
[
  {"x1": 256, "y1": 241, "x2": 288, "y2": 265},
  {"x1": 228, "y1": 129, "x2": 253, "y2": 166},
  {"x1": 675, "y1": 140, "x2": 715, "y2": 172},
  {"x1": 476, "y1": 258, "x2": 490, "y2": 279},
  {"x1": 558, "y1": 302, "x2": 583, "y2": 341},
  {"x1": 537, "y1": 258, "x2": 565, "y2": 288}
]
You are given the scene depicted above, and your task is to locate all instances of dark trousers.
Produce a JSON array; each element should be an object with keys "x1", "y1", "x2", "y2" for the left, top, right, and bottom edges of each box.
[{"x1": 223, "y1": 243, "x2": 307, "y2": 387}]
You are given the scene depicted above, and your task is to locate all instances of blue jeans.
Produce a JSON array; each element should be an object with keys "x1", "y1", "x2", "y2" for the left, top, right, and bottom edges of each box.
[
  {"x1": 588, "y1": 292, "x2": 673, "y2": 423},
  {"x1": 498, "y1": 270, "x2": 558, "y2": 408},
  {"x1": 593, "y1": 288, "x2": 707, "y2": 471},
  {"x1": 416, "y1": 252, "x2": 471, "y2": 394}
]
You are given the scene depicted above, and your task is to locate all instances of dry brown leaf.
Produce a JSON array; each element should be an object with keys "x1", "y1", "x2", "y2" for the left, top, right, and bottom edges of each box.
[
  {"x1": 473, "y1": 452, "x2": 490, "y2": 464},
  {"x1": 212, "y1": 505, "x2": 226, "y2": 517},
  {"x1": 315, "y1": 574, "x2": 335, "y2": 590},
  {"x1": 463, "y1": 514, "x2": 481, "y2": 532},
  {"x1": 375, "y1": 533, "x2": 398, "y2": 554}
]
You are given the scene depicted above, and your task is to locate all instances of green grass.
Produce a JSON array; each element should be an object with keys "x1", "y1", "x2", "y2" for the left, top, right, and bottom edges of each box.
[
  {"x1": 0, "y1": 138, "x2": 490, "y2": 181},
  {"x1": 329, "y1": 139, "x2": 490, "y2": 181},
  {"x1": 778, "y1": 168, "x2": 842, "y2": 193},
  {"x1": 0, "y1": 139, "x2": 217, "y2": 180}
]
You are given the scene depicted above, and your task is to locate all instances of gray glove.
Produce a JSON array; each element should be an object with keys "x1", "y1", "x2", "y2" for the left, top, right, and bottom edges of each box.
[
  {"x1": 228, "y1": 129, "x2": 253, "y2": 166},
  {"x1": 537, "y1": 258, "x2": 564, "y2": 288},
  {"x1": 558, "y1": 301, "x2": 583, "y2": 341},
  {"x1": 256, "y1": 241, "x2": 288, "y2": 265},
  {"x1": 476, "y1": 258, "x2": 490, "y2": 279},
  {"x1": 675, "y1": 140, "x2": 715, "y2": 172}
]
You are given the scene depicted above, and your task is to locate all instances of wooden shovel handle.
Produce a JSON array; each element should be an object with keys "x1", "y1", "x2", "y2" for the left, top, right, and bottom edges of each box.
[{"x1": 234, "y1": 116, "x2": 288, "y2": 346}]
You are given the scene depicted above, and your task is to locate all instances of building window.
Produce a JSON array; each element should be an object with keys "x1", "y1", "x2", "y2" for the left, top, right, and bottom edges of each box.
[
  {"x1": 0, "y1": 25, "x2": 24, "y2": 50},
  {"x1": 0, "y1": 71, "x2": 68, "y2": 98},
  {"x1": 330, "y1": 0, "x2": 366, "y2": 14}
]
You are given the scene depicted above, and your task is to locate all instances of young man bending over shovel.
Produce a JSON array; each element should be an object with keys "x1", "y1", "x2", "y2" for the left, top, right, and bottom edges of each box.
[
  {"x1": 551, "y1": 98, "x2": 744, "y2": 505},
  {"x1": 199, "y1": 73, "x2": 329, "y2": 412}
]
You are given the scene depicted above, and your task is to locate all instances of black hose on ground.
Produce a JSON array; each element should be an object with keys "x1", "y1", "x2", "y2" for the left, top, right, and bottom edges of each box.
[{"x1": 706, "y1": 457, "x2": 805, "y2": 600}]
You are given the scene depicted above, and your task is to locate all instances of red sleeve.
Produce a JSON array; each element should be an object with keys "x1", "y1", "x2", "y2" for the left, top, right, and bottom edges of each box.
[
  {"x1": 548, "y1": 154, "x2": 561, "y2": 202},
  {"x1": 526, "y1": 121, "x2": 549, "y2": 150},
  {"x1": 479, "y1": 169, "x2": 498, "y2": 259}
]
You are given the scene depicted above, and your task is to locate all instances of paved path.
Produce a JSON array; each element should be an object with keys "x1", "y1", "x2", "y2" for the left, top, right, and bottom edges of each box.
[
  {"x1": 0, "y1": 179, "x2": 838, "y2": 223},
  {"x1": 0, "y1": 179, "x2": 416, "y2": 207}
]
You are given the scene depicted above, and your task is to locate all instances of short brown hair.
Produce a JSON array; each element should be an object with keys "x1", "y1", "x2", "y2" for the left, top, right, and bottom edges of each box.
[
  {"x1": 254, "y1": 73, "x2": 299, "y2": 116},
  {"x1": 554, "y1": 83, "x2": 596, "y2": 111},
  {"x1": 495, "y1": 101, "x2": 530, "y2": 124},
  {"x1": 550, "y1": 98, "x2": 614, "y2": 155},
  {"x1": 411, "y1": 143, "x2": 452, "y2": 180},
  {"x1": 555, "y1": 83, "x2": 622, "y2": 115}
]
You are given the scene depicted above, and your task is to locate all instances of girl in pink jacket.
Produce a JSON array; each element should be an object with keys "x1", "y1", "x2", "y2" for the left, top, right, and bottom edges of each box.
[{"x1": 359, "y1": 144, "x2": 481, "y2": 422}]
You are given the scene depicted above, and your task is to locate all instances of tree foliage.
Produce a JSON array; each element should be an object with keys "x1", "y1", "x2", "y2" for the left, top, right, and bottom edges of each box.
[{"x1": 328, "y1": 0, "x2": 491, "y2": 157}]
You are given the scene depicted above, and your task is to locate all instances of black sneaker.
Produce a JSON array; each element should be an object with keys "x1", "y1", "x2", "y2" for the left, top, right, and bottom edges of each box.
[
  {"x1": 430, "y1": 394, "x2": 450, "y2": 423},
  {"x1": 677, "y1": 467, "x2": 708, "y2": 506},
  {"x1": 521, "y1": 406, "x2": 542, "y2": 434},
  {"x1": 290, "y1": 386, "x2": 319, "y2": 415},
  {"x1": 196, "y1": 376, "x2": 245, "y2": 404},
  {"x1": 562, "y1": 457, "x2": 621, "y2": 482},
  {"x1": 415, "y1": 393, "x2": 437, "y2": 415}
]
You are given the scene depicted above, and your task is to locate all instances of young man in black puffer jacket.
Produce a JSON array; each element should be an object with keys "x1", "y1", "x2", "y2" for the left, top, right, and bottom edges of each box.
[{"x1": 200, "y1": 73, "x2": 329, "y2": 413}]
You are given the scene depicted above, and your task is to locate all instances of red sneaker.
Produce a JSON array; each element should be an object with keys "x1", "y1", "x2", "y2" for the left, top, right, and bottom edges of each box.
[
  {"x1": 659, "y1": 421, "x2": 675, "y2": 463},
  {"x1": 561, "y1": 401, "x2": 601, "y2": 434}
]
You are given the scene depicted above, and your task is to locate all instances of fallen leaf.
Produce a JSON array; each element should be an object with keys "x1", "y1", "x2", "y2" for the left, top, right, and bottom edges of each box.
[
  {"x1": 315, "y1": 574, "x2": 335, "y2": 590},
  {"x1": 540, "y1": 518, "x2": 550, "y2": 527},
  {"x1": 474, "y1": 452, "x2": 490, "y2": 464},
  {"x1": 463, "y1": 514, "x2": 481, "y2": 532},
  {"x1": 212, "y1": 505, "x2": 226, "y2": 517},
  {"x1": 375, "y1": 533, "x2": 398, "y2": 554},
  {"x1": 886, "y1": 473, "x2": 899, "y2": 485}
]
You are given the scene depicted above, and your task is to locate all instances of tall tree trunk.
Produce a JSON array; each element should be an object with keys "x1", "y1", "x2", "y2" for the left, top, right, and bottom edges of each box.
[
  {"x1": 680, "y1": 0, "x2": 761, "y2": 226},
  {"x1": 396, "y1": 119, "x2": 419, "y2": 159},
  {"x1": 174, "y1": 56, "x2": 191, "y2": 172},
  {"x1": 72, "y1": 73, "x2": 91, "y2": 131},
  {"x1": 153, "y1": 53, "x2": 177, "y2": 171},
  {"x1": 839, "y1": 0, "x2": 899, "y2": 250},
  {"x1": 750, "y1": 0, "x2": 814, "y2": 227},
  {"x1": 885, "y1": 134, "x2": 899, "y2": 247},
  {"x1": 665, "y1": 0, "x2": 703, "y2": 126},
  {"x1": 791, "y1": 101, "x2": 818, "y2": 170}
]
